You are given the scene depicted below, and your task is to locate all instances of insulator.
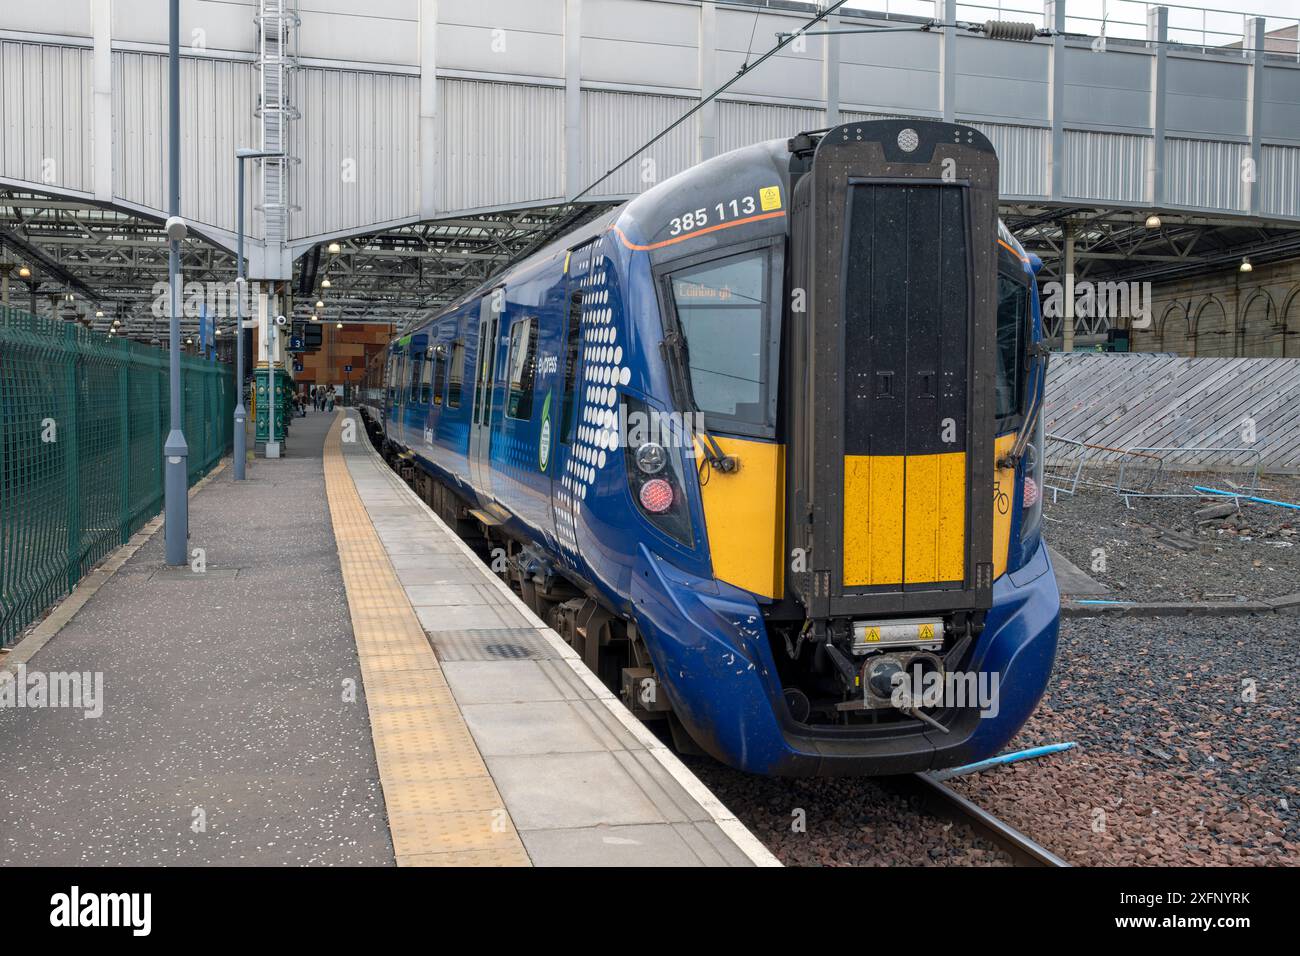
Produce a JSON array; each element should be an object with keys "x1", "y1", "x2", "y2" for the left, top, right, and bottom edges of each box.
[{"x1": 984, "y1": 20, "x2": 1037, "y2": 42}]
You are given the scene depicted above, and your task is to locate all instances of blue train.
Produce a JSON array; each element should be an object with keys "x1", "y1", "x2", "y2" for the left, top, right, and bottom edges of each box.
[{"x1": 360, "y1": 120, "x2": 1060, "y2": 776}]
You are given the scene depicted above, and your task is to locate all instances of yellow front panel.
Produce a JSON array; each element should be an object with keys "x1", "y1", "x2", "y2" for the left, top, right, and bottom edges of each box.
[
  {"x1": 937, "y1": 452, "x2": 968, "y2": 582},
  {"x1": 696, "y1": 436, "x2": 785, "y2": 599},
  {"x1": 992, "y1": 433, "x2": 1016, "y2": 579},
  {"x1": 903, "y1": 454, "x2": 939, "y2": 583},
  {"x1": 845, "y1": 453, "x2": 965, "y2": 588},
  {"x1": 843, "y1": 455, "x2": 904, "y2": 586},
  {"x1": 904, "y1": 451, "x2": 966, "y2": 584}
]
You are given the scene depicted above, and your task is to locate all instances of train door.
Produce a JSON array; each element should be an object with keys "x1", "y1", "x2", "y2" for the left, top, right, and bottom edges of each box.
[
  {"x1": 549, "y1": 240, "x2": 598, "y2": 567},
  {"x1": 388, "y1": 348, "x2": 405, "y2": 443},
  {"x1": 469, "y1": 289, "x2": 504, "y2": 500}
]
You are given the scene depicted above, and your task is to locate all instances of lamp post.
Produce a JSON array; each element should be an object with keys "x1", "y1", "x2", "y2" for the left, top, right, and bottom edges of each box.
[
  {"x1": 163, "y1": 0, "x2": 188, "y2": 566},
  {"x1": 233, "y1": 148, "x2": 284, "y2": 480}
]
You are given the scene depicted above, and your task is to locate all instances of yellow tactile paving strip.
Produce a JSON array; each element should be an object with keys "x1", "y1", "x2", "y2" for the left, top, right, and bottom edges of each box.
[{"x1": 322, "y1": 417, "x2": 531, "y2": 867}]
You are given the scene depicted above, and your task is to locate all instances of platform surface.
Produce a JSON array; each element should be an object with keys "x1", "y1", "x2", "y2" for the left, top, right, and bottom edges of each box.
[
  {"x1": 333, "y1": 412, "x2": 774, "y2": 866},
  {"x1": 0, "y1": 410, "x2": 393, "y2": 865},
  {"x1": 0, "y1": 408, "x2": 773, "y2": 867}
]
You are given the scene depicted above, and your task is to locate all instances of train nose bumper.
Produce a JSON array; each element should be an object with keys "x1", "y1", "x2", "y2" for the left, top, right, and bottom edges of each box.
[{"x1": 630, "y1": 539, "x2": 1060, "y2": 776}]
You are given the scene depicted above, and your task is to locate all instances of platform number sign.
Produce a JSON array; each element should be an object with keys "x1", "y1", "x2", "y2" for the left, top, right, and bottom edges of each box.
[
  {"x1": 293, "y1": 361, "x2": 303, "y2": 373},
  {"x1": 344, "y1": 364, "x2": 352, "y2": 373}
]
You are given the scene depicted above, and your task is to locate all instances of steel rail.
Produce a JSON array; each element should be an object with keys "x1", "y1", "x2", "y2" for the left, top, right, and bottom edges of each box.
[{"x1": 887, "y1": 772, "x2": 1071, "y2": 867}]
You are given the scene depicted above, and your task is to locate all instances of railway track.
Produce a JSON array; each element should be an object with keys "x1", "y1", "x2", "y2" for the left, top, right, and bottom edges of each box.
[{"x1": 885, "y1": 773, "x2": 1071, "y2": 867}]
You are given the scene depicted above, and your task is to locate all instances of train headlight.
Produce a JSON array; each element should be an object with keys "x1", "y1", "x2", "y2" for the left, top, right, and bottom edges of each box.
[{"x1": 634, "y1": 441, "x2": 667, "y2": 474}]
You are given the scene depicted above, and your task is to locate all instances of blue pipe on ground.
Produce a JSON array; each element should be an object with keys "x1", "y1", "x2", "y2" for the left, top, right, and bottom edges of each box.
[{"x1": 930, "y1": 742, "x2": 1077, "y2": 781}]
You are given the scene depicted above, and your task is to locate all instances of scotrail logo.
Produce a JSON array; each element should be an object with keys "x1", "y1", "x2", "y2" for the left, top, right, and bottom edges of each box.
[
  {"x1": 50, "y1": 887, "x2": 151, "y2": 936},
  {"x1": 0, "y1": 665, "x2": 104, "y2": 719}
]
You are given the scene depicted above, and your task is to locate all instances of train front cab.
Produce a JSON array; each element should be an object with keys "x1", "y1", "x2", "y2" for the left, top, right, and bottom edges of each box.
[{"x1": 628, "y1": 121, "x2": 1060, "y2": 776}]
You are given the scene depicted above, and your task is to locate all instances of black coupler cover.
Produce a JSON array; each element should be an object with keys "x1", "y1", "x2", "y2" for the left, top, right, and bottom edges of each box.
[{"x1": 786, "y1": 120, "x2": 999, "y2": 621}]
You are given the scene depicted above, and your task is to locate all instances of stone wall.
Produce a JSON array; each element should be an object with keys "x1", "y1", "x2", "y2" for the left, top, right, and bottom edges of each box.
[{"x1": 1127, "y1": 256, "x2": 1300, "y2": 357}]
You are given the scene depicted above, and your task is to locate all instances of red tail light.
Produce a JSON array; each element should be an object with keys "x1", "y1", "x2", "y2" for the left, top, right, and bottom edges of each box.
[
  {"x1": 1023, "y1": 475, "x2": 1040, "y2": 509},
  {"x1": 639, "y1": 478, "x2": 674, "y2": 514}
]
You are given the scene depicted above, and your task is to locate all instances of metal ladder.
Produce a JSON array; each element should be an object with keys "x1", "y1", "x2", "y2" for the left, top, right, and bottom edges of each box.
[{"x1": 255, "y1": 0, "x2": 299, "y2": 247}]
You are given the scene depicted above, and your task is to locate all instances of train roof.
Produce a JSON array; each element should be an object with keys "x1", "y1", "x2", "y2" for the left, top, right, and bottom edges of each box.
[{"x1": 413, "y1": 125, "x2": 1028, "y2": 336}]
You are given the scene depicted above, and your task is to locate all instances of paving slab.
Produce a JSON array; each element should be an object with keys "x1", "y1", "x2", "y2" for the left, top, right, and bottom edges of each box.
[
  {"x1": 485, "y1": 751, "x2": 668, "y2": 830},
  {"x1": 442, "y1": 660, "x2": 595, "y2": 705},
  {"x1": 1047, "y1": 545, "x2": 1109, "y2": 596},
  {"x1": 520, "y1": 823, "x2": 712, "y2": 867}
]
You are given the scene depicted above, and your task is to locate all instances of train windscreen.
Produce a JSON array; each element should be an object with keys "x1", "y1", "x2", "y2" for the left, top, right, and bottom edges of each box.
[{"x1": 668, "y1": 248, "x2": 776, "y2": 433}]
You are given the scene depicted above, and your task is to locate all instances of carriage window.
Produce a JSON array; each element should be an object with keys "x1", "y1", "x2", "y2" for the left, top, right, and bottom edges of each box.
[
  {"x1": 668, "y1": 249, "x2": 773, "y2": 429},
  {"x1": 505, "y1": 317, "x2": 538, "y2": 420},
  {"x1": 394, "y1": 354, "x2": 407, "y2": 405},
  {"x1": 448, "y1": 338, "x2": 465, "y2": 409},
  {"x1": 386, "y1": 357, "x2": 397, "y2": 404},
  {"x1": 432, "y1": 345, "x2": 448, "y2": 406},
  {"x1": 995, "y1": 274, "x2": 1028, "y2": 425}
]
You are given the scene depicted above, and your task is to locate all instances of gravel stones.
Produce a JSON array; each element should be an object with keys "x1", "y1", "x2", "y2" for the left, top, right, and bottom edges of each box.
[{"x1": 1045, "y1": 475, "x2": 1300, "y2": 604}]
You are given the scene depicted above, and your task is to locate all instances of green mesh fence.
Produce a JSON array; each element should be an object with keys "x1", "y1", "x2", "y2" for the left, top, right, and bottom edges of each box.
[{"x1": 0, "y1": 307, "x2": 235, "y2": 646}]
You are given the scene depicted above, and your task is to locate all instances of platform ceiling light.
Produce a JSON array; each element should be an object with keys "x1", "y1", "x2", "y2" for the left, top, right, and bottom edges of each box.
[
  {"x1": 327, "y1": 242, "x2": 341, "y2": 254},
  {"x1": 1145, "y1": 214, "x2": 1162, "y2": 229},
  {"x1": 321, "y1": 277, "x2": 331, "y2": 288},
  {"x1": 185, "y1": 336, "x2": 193, "y2": 345},
  {"x1": 336, "y1": 321, "x2": 343, "y2": 329},
  {"x1": 311, "y1": 314, "x2": 319, "y2": 322},
  {"x1": 95, "y1": 309, "x2": 104, "y2": 318},
  {"x1": 214, "y1": 327, "x2": 221, "y2": 336},
  {"x1": 1240, "y1": 257, "x2": 1253, "y2": 273},
  {"x1": 112, "y1": 317, "x2": 121, "y2": 327},
  {"x1": 315, "y1": 299, "x2": 324, "y2": 309},
  {"x1": 17, "y1": 265, "x2": 30, "y2": 278}
]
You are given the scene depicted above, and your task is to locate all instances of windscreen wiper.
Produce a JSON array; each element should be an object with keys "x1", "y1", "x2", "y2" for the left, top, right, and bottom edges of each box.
[
  {"x1": 997, "y1": 340, "x2": 1049, "y2": 469},
  {"x1": 659, "y1": 331, "x2": 738, "y2": 474}
]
